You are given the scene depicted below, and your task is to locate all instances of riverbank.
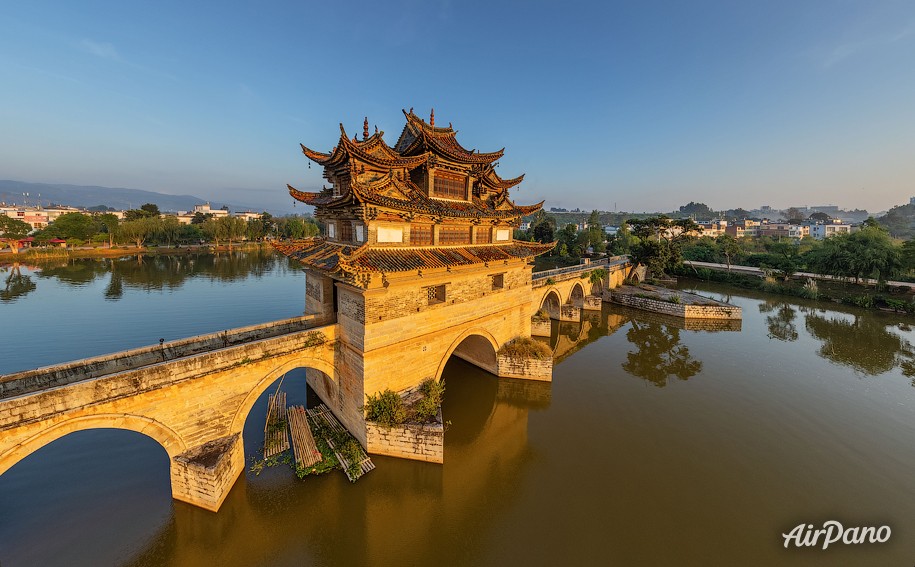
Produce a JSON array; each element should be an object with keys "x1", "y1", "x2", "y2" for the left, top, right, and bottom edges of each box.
[
  {"x1": 674, "y1": 263, "x2": 915, "y2": 314},
  {"x1": 1, "y1": 241, "x2": 269, "y2": 264}
]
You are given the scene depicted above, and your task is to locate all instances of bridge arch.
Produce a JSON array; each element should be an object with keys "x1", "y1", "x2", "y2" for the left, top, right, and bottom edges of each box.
[
  {"x1": 569, "y1": 282, "x2": 585, "y2": 307},
  {"x1": 0, "y1": 413, "x2": 186, "y2": 476},
  {"x1": 229, "y1": 355, "x2": 343, "y2": 436},
  {"x1": 434, "y1": 328, "x2": 500, "y2": 382},
  {"x1": 539, "y1": 289, "x2": 562, "y2": 319}
]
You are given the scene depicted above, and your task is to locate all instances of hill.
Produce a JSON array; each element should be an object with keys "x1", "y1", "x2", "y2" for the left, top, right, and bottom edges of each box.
[{"x1": 0, "y1": 180, "x2": 293, "y2": 215}]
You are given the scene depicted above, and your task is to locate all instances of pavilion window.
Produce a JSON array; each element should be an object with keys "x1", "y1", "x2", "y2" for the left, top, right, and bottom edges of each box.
[
  {"x1": 439, "y1": 226, "x2": 472, "y2": 245},
  {"x1": 491, "y1": 273, "x2": 504, "y2": 290},
  {"x1": 412, "y1": 224, "x2": 433, "y2": 246},
  {"x1": 339, "y1": 222, "x2": 353, "y2": 243},
  {"x1": 327, "y1": 223, "x2": 336, "y2": 239},
  {"x1": 432, "y1": 172, "x2": 466, "y2": 200},
  {"x1": 476, "y1": 227, "x2": 492, "y2": 244},
  {"x1": 426, "y1": 284, "x2": 446, "y2": 305}
]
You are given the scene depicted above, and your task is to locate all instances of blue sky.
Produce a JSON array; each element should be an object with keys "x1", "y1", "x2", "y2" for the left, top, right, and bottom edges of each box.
[{"x1": 2, "y1": 0, "x2": 914, "y2": 213}]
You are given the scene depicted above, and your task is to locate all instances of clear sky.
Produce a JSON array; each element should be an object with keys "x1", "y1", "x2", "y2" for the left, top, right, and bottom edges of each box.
[{"x1": 2, "y1": 1, "x2": 914, "y2": 214}]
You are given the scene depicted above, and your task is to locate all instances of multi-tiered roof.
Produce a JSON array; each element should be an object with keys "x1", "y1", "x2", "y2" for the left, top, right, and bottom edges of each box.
[{"x1": 274, "y1": 109, "x2": 553, "y2": 286}]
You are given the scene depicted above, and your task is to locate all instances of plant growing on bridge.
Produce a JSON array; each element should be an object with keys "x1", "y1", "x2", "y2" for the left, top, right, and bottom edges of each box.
[
  {"x1": 364, "y1": 389, "x2": 408, "y2": 426},
  {"x1": 302, "y1": 331, "x2": 328, "y2": 349},
  {"x1": 498, "y1": 337, "x2": 552, "y2": 361},
  {"x1": 412, "y1": 379, "x2": 445, "y2": 423},
  {"x1": 589, "y1": 268, "x2": 608, "y2": 295}
]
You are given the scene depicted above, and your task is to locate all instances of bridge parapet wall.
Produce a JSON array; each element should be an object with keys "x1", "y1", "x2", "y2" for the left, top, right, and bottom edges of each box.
[
  {"x1": 0, "y1": 326, "x2": 337, "y2": 432},
  {"x1": 0, "y1": 316, "x2": 317, "y2": 399}
]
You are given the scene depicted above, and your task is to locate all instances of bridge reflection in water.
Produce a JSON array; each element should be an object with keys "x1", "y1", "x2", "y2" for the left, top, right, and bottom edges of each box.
[{"x1": 109, "y1": 358, "x2": 552, "y2": 566}]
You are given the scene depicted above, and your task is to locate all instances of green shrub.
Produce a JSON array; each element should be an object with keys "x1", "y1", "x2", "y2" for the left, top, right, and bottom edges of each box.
[
  {"x1": 364, "y1": 389, "x2": 407, "y2": 426},
  {"x1": 412, "y1": 379, "x2": 445, "y2": 423},
  {"x1": 498, "y1": 337, "x2": 552, "y2": 360}
]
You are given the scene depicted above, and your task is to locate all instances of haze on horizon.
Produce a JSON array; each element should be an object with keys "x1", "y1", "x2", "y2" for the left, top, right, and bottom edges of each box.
[{"x1": 2, "y1": 1, "x2": 913, "y2": 214}]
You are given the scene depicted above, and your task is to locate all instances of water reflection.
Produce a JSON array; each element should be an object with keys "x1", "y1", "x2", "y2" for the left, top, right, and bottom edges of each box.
[
  {"x1": 622, "y1": 321, "x2": 703, "y2": 387},
  {"x1": 805, "y1": 312, "x2": 915, "y2": 376},
  {"x1": 1, "y1": 264, "x2": 36, "y2": 302},
  {"x1": 0, "y1": 249, "x2": 293, "y2": 303},
  {"x1": 118, "y1": 359, "x2": 547, "y2": 567},
  {"x1": 759, "y1": 300, "x2": 798, "y2": 342}
]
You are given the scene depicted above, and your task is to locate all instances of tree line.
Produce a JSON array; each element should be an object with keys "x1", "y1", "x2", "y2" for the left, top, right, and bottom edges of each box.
[{"x1": 0, "y1": 203, "x2": 320, "y2": 253}]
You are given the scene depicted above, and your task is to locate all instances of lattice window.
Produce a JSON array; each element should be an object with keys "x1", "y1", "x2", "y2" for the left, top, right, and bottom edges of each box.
[
  {"x1": 476, "y1": 227, "x2": 492, "y2": 244},
  {"x1": 433, "y1": 172, "x2": 466, "y2": 200},
  {"x1": 491, "y1": 273, "x2": 504, "y2": 290},
  {"x1": 426, "y1": 284, "x2": 446, "y2": 305},
  {"x1": 439, "y1": 226, "x2": 472, "y2": 245},
  {"x1": 412, "y1": 224, "x2": 432, "y2": 245},
  {"x1": 338, "y1": 222, "x2": 353, "y2": 243}
]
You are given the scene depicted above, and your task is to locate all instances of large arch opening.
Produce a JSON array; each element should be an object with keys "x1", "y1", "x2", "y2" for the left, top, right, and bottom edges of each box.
[
  {"x1": 233, "y1": 358, "x2": 356, "y2": 490},
  {"x1": 450, "y1": 334, "x2": 499, "y2": 375},
  {"x1": 0, "y1": 426, "x2": 173, "y2": 567},
  {"x1": 541, "y1": 290, "x2": 561, "y2": 320}
]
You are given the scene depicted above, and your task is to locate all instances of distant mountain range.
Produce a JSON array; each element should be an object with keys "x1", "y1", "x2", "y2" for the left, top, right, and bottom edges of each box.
[{"x1": 0, "y1": 180, "x2": 297, "y2": 215}]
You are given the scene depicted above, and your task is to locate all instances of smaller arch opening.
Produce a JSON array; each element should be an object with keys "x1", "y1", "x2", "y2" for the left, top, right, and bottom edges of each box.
[
  {"x1": 541, "y1": 290, "x2": 561, "y2": 320},
  {"x1": 570, "y1": 283, "x2": 585, "y2": 308}
]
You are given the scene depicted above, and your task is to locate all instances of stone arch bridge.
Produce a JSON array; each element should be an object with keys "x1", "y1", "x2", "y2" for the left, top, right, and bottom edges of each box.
[{"x1": 0, "y1": 258, "x2": 632, "y2": 512}]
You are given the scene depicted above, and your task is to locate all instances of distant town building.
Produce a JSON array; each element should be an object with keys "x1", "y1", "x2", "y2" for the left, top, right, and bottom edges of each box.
[
  {"x1": 808, "y1": 221, "x2": 851, "y2": 240},
  {"x1": 757, "y1": 222, "x2": 809, "y2": 239},
  {"x1": 724, "y1": 219, "x2": 760, "y2": 238},
  {"x1": 696, "y1": 219, "x2": 728, "y2": 237}
]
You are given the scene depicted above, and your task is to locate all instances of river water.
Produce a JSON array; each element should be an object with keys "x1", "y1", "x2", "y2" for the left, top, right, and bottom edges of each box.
[{"x1": 1, "y1": 251, "x2": 914, "y2": 566}]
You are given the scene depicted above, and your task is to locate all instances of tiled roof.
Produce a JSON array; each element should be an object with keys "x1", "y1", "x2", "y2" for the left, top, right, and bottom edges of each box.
[
  {"x1": 272, "y1": 238, "x2": 555, "y2": 286},
  {"x1": 289, "y1": 174, "x2": 542, "y2": 220}
]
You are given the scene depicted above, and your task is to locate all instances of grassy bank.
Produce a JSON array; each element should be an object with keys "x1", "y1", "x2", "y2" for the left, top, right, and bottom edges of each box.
[
  {"x1": 674, "y1": 264, "x2": 915, "y2": 314},
  {"x1": 2, "y1": 241, "x2": 268, "y2": 262}
]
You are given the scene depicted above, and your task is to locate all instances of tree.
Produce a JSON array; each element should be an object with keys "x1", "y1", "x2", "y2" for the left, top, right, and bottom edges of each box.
[
  {"x1": 763, "y1": 241, "x2": 800, "y2": 281},
  {"x1": 124, "y1": 203, "x2": 160, "y2": 221},
  {"x1": 157, "y1": 216, "x2": 182, "y2": 247},
  {"x1": 807, "y1": 225, "x2": 901, "y2": 285},
  {"x1": 118, "y1": 217, "x2": 158, "y2": 248},
  {"x1": 140, "y1": 203, "x2": 161, "y2": 216},
  {"x1": 716, "y1": 234, "x2": 741, "y2": 272},
  {"x1": 626, "y1": 216, "x2": 699, "y2": 277},
  {"x1": 530, "y1": 211, "x2": 556, "y2": 245},
  {"x1": 41, "y1": 212, "x2": 97, "y2": 242},
  {"x1": 222, "y1": 217, "x2": 247, "y2": 249},
  {"x1": 191, "y1": 211, "x2": 212, "y2": 225},
  {"x1": 678, "y1": 202, "x2": 715, "y2": 220},
  {"x1": 727, "y1": 208, "x2": 751, "y2": 220},
  {"x1": 784, "y1": 207, "x2": 804, "y2": 222},
  {"x1": 97, "y1": 213, "x2": 119, "y2": 247},
  {"x1": 589, "y1": 268, "x2": 608, "y2": 295},
  {"x1": 808, "y1": 212, "x2": 831, "y2": 223},
  {"x1": 0, "y1": 217, "x2": 32, "y2": 254}
]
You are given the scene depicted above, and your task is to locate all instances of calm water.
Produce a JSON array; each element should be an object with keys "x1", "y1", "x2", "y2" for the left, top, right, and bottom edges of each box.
[{"x1": 1, "y1": 253, "x2": 914, "y2": 566}]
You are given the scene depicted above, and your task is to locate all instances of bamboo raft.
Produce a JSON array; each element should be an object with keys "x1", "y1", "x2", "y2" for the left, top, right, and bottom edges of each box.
[
  {"x1": 306, "y1": 404, "x2": 375, "y2": 481},
  {"x1": 263, "y1": 391, "x2": 290, "y2": 458},
  {"x1": 288, "y1": 405, "x2": 322, "y2": 468}
]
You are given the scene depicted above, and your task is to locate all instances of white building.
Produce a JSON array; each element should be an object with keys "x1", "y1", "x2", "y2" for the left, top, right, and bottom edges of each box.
[{"x1": 808, "y1": 222, "x2": 852, "y2": 240}]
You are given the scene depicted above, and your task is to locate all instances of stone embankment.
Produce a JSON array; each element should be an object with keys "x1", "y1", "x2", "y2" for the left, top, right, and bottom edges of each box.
[{"x1": 610, "y1": 284, "x2": 741, "y2": 320}]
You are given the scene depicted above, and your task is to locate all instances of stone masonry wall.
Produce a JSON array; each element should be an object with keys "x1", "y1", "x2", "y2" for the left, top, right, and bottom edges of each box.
[
  {"x1": 0, "y1": 316, "x2": 314, "y2": 398},
  {"x1": 611, "y1": 292, "x2": 741, "y2": 319},
  {"x1": 365, "y1": 420, "x2": 444, "y2": 463},
  {"x1": 497, "y1": 354, "x2": 553, "y2": 382},
  {"x1": 171, "y1": 433, "x2": 244, "y2": 512}
]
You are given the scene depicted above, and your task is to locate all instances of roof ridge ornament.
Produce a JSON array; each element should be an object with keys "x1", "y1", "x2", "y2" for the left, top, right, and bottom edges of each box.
[
  {"x1": 363, "y1": 117, "x2": 369, "y2": 141},
  {"x1": 430, "y1": 108, "x2": 434, "y2": 127}
]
